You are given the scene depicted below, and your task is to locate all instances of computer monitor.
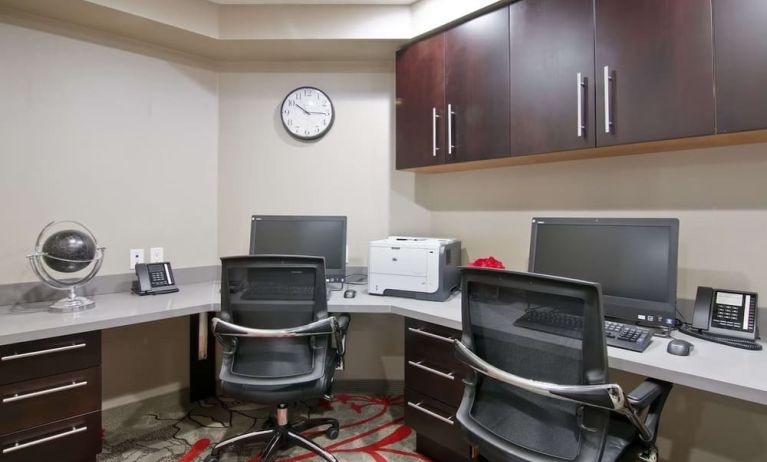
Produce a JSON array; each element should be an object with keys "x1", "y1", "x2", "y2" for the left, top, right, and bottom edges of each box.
[
  {"x1": 249, "y1": 215, "x2": 347, "y2": 283},
  {"x1": 528, "y1": 217, "x2": 679, "y2": 327}
]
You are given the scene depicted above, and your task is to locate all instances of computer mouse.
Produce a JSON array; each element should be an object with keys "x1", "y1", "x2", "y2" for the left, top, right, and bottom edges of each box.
[
  {"x1": 343, "y1": 289, "x2": 356, "y2": 299},
  {"x1": 667, "y1": 339, "x2": 694, "y2": 356}
]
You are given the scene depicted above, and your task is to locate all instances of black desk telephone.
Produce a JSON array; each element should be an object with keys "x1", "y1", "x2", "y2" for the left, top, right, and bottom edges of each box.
[
  {"x1": 679, "y1": 286, "x2": 761, "y2": 350},
  {"x1": 132, "y1": 262, "x2": 179, "y2": 295}
]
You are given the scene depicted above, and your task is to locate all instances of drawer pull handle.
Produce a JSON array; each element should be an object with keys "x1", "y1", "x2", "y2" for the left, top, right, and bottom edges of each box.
[
  {"x1": 408, "y1": 360, "x2": 455, "y2": 380},
  {"x1": 407, "y1": 327, "x2": 454, "y2": 343},
  {"x1": 2, "y1": 381, "x2": 88, "y2": 403},
  {"x1": 2, "y1": 426, "x2": 87, "y2": 454},
  {"x1": 1, "y1": 343, "x2": 86, "y2": 361},
  {"x1": 407, "y1": 401, "x2": 454, "y2": 425}
]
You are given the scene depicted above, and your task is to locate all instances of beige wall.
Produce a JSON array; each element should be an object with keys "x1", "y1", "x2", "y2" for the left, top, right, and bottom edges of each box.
[
  {"x1": 422, "y1": 143, "x2": 767, "y2": 298},
  {"x1": 0, "y1": 22, "x2": 219, "y2": 284},
  {"x1": 217, "y1": 64, "x2": 396, "y2": 262},
  {"x1": 0, "y1": 22, "x2": 218, "y2": 404}
]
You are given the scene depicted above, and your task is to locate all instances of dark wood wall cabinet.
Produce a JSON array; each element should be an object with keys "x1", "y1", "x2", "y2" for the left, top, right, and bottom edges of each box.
[
  {"x1": 396, "y1": 0, "x2": 767, "y2": 173},
  {"x1": 713, "y1": 0, "x2": 767, "y2": 133},
  {"x1": 0, "y1": 332, "x2": 102, "y2": 462},
  {"x1": 404, "y1": 319, "x2": 471, "y2": 462}
]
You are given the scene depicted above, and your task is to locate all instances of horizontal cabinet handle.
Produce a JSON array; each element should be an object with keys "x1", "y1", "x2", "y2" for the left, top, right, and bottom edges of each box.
[
  {"x1": 407, "y1": 327, "x2": 454, "y2": 343},
  {"x1": 2, "y1": 426, "x2": 87, "y2": 454},
  {"x1": 407, "y1": 360, "x2": 455, "y2": 380},
  {"x1": 407, "y1": 401, "x2": 454, "y2": 425},
  {"x1": 3, "y1": 381, "x2": 88, "y2": 403},
  {"x1": 1, "y1": 343, "x2": 86, "y2": 361}
]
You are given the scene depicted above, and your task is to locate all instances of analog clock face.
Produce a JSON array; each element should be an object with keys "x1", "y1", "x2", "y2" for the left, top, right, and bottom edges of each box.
[{"x1": 280, "y1": 87, "x2": 335, "y2": 140}]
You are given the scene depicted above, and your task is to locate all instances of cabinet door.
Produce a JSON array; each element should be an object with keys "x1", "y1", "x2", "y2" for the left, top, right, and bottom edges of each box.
[
  {"x1": 509, "y1": 0, "x2": 596, "y2": 156},
  {"x1": 445, "y1": 7, "x2": 510, "y2": 162},
  {"x1": 395, "y1": 33, "x2": 446, "y2": 170},
  {"x1": 595, "y1": 0, "x2": 715, "y2": 146},
  {"x1": 713, "y1": 0, "x2": 767, "y2": 133}
]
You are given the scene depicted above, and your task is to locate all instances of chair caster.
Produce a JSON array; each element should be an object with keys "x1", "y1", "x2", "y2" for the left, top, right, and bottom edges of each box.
[{"x1": 325, "y1": 426, "x2": 339, "y2": 440}]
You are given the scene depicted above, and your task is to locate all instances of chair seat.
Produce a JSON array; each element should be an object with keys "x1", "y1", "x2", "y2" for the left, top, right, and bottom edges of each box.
[{"x1": 221, "y1": 348, "x2": 337, "y2": 404}]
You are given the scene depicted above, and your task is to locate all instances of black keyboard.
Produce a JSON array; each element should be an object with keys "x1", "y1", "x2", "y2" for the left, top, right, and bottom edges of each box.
[{"x1": 514, "y1": 310, "x2": 654, "y2": 352}]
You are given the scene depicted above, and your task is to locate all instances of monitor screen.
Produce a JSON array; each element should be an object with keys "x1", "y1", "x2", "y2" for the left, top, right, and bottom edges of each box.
[
  {"x1": 249, "y1": 215, "x2": 347, "y2": 282},
  {"x1": 529, "y1": 218, "x2": 679, "y2": 327}
]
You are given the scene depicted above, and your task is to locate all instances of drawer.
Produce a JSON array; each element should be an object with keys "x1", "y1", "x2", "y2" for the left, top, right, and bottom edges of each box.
[
  {"x1": 405, "y1": 318, "x2": 466, "y2": 372},
  {"x1": 404, "y1": 388, "x2": 468, "y2": 456},
  {"x1": 0, "y1": 411, "x2": 101, "y2": 462},
  {"x1": 406, "y1": 359, "x2": 465, "y2": 408},
  {"x1": 0, "y1": 367, "x2": 101, "y2": 436},
  {"x1": 0, "y1": 331, "x2": 101, "y2": 386}
]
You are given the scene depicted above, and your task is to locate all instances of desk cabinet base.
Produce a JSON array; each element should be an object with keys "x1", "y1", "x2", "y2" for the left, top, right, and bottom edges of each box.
[
  {"x1": 0, "y1": 332, "x2": 102, "y2": 462},
  {"x1": 404, "y1": 319, "x2": 472, "y2": 461}
]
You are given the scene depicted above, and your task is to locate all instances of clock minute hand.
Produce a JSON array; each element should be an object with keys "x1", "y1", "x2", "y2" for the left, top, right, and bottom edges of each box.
[{"x1": 295, "y1": 103, "x2": 311, "y2": 115}]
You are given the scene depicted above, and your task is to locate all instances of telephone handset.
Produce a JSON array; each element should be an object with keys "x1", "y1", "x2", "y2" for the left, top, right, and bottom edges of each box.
[
  {"x1": 132, "y1": 262, "x2": 179, "y2": 295},
  {"x1": 680, "y1": 286, "x2": 761, "y2": 350}
]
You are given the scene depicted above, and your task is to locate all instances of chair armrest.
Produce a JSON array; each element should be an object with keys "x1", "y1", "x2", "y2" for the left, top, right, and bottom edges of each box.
[
  {"x1": 336, "y1": 313, "x2": 351, "y2": 333},
  {"x1": 334, "y1": 313, "x2": 351, "y2": 357},
  {"x1": 212, "y1": 317, "x2": 337, "y2": 338},
  {"x1": 454, "y1": 340, "x2": 624, "y2": 411},
  {"x1": 628, "y1": 379, "x2": 673, "y2": 444},
  {"x1": 627, "y1": 379, "x2": 667, "y2": 410}
]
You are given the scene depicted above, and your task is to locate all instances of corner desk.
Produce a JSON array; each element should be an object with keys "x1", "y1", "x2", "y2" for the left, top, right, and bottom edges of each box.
[{"x1": 0, "y1": 282, "x2": 765, "y2": 462}]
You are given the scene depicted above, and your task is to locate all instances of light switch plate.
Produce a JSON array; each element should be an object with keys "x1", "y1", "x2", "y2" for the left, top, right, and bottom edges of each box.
[
  {"x1": 150, "y1": 247, "x2": 164, "y2": 263},
  {"x1": 130, "y1": 249, "x2": 145, "y2": 270}
]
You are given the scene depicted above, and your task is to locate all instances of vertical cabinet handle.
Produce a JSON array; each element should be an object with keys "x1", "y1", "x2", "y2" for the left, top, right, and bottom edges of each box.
[
  {"x1": 432, "y1": 107, "x2": 440, "y2": 157},
  {"x1": 577, "y1": 72, "x2": 586, "y2": 138},
  {"x1": 447, "y1": 104, "x2": 455, "y2": 155},
  {"x1": 604, "y1": 65, "x2": 613, "y2": 134}
]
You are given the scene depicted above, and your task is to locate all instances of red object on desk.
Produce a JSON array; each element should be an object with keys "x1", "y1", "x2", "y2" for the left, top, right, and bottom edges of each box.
[{"x1": 469, "y1": 257, "x2": 505, "y2": 269}]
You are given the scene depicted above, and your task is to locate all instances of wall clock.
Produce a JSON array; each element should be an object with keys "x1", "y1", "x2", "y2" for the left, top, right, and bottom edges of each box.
[{"x1": 280, "y1": 86, "x2": 335, "y2": 141}]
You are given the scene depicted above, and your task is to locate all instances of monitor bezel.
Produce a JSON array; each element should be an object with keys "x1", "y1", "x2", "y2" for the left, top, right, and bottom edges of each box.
[
  {"x1": 249, "y1": 215, "x2": 347, "y2": 281},
  {"x1": 528, "y1": 217, "x2": 679, "y2": 327}
]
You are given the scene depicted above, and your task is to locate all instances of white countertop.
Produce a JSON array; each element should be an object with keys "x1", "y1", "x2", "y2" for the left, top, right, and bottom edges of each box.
[
  {"x1": 1, "y1": 282, "x2": 765, "y2": 405},
  {"x1": 0, "y1": 282, "x2": 220, "y2": 345}
]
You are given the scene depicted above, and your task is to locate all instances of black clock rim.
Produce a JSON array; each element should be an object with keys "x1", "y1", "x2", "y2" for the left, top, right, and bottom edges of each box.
[{"x1": 280, "y1": 86, "x2": 335, "y2": 141}]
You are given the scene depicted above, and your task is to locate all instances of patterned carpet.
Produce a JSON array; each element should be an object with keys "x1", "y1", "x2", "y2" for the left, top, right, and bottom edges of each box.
[{"x1": 99, "y1": 394, "x2": 430, "y2": 462}]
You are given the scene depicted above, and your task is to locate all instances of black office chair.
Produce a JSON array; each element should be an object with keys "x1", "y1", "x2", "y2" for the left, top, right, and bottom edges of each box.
[
  {"x1": 454, "y1": 268, "x2": 672, "y2": 462},
  {"x1": 205, "y1": 255, "x2": 350, "y2": 462}
]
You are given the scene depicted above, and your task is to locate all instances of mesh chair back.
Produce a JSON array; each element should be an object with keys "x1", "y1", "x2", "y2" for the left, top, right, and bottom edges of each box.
[
  {"x1": 220, "y1": 255, "x2": 329, "y2": 379},
  {"x1": 457, "y1": 268, "x2": 610, "y2": 462}
]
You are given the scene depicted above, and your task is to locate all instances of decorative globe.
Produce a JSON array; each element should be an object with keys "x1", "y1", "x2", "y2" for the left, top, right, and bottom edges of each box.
[
  {"x1": 28, "y1": 221, "x2": 106, "y2": 312},
  {"x1": 42, "y1": 229, "x2": 97, "y2": 273}
]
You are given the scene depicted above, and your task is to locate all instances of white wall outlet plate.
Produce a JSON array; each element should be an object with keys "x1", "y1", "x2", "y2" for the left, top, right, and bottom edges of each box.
[
  {"x1": 130, "y1": 248, "x2": 145, "y2": 270},
  {"x1": 150, "y1": 247, "x2": 164, "y2": 263}
]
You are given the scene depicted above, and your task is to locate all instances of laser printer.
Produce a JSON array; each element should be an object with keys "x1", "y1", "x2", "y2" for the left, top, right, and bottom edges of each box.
[{"x1": 368, "y1": 236, "x2": 461, "y2": 301}]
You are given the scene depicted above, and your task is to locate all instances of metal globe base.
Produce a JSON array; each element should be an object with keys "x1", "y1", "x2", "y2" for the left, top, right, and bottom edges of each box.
[{"x1": 50, "y1": 288, "x2": 95, "y2": 312}]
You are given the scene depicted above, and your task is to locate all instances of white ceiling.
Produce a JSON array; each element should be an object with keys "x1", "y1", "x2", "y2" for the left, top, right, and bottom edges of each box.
[{"x1": 208, "y1": 0, "x2": 418, "y2": 4}]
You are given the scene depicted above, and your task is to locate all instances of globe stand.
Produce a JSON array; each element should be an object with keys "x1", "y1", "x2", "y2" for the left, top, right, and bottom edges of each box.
[
  {"x1": 50, "y1": 287, "x2": 95, "y2": 312},
  {"x1": 27, "y1": 220, "x2": 105, "y2": 313}
]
